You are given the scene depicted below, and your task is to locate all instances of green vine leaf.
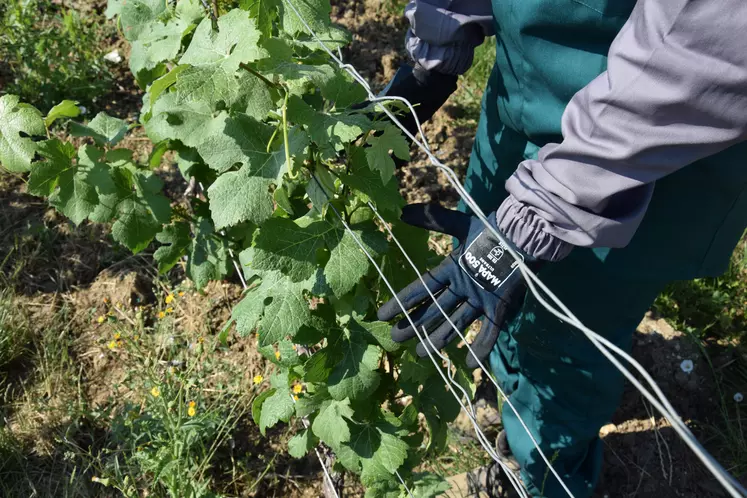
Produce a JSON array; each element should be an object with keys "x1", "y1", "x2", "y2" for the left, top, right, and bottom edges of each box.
[
  {"x1": 323, "y1": 223, "x2": 387, "y2": 297},
  {"x1": 109, "y1": 168, "x2": 172, "y2": 254},
  {"x1": 154, "y1": 222, "x2": 191, "y2": 274},
  {"x1": 255, "y1": 371, "x2": 296, "y2": 435},
  {"x1": 240, "y1": 0, "x2": 280, "y2": 38},
  {"x1": 365, "y1": 123, "x2": 410, "y2": 184},
  {"x1": 232, "y1": 269, "x2": 315, "y2": 346},
  {"x1": 206, "y1": 124, "x2": 308, "y2": 228},
  {"x1": 180, "y1": 9, "x2": 264, "y2": 70},
  {"x1": 259, "y1": 387, "x2": 295, "y2": 435},
  {"x1": 70, "y1": 112, "x2": 129, "y2": 147},
  {"x1": 264, "y1": 62, "x2": 364, "y2": 108},
  {"x1": 45, "y1": 100, "x2": 81, "y2": 128},
  {"x1": 287, "y1": 95, "x2": 370, "y2": 159},
  {"x1": 351, "y1": 319, "x2": 401, "y2": 353},
  {"x1": 0, "y1": 95, "x2": 46, "y2": 172},
  {"x1": 326, "y1": 329, "x2": 381, "y2": 401},
  {"x1": 288, "y1": 429, "x2": 319, "y2": 459},
  {"x1": 294, "y1": 387, "x2": 331, "y2": 417},
  {"x1": 364, "y1": 481, "x2": 402, "y2": 498},
  {"x1": 127, "y1": 0, "x2": 205, "y2": 80},
  {"x1": 410, "y1": 472, "x2": 451, "y2": 498},
  {"x1": 145, "y1": 65, "x2": 188, "y2": 120},
  {"x1": 27, "y1": 140, "x2": 101, "y2": 225},
  {"x1": 173, "y1": 64, "x2": 241, "y2": 110},
  {"x1": 145, "y1": 91, "x2": 211, "y2": 141},
  {"x1": 252, "y1": 216, "x2": 333, "y2": 281},
  {"x1": 129, "y1": 19, "x2": 188, "y2": 79},
  {"x1": 187, "y1": 217, "x2": 231, "y2": 289},
  {"x1": 27, "y1": 139, "x2": 77, "y2": 197},
  {"x1": 311, "y1": 398, "x2": 354, "y2": 449},
  {"x1": 234, "y1": 70, "x2": 278, "y2": 120},
  {"x1": 351, "y1": 416, "x2": 410, "y2": 486},
  {"x1": 340, "y1": 146, "x2": 405, "y2": 218},
  {"x1": 279, "y1": 0, "x2": 350, "y2": 50},
  {"x1": 116, "y1": 0, "x2": 168, "y2": 41}
]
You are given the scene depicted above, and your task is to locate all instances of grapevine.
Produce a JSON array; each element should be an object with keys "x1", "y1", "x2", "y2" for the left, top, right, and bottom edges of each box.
[{"x1": 0, "y1": 0, "x2": 477, "y2": 495}]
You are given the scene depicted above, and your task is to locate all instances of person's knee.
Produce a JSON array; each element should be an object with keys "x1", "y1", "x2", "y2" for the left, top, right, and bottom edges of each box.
[{"x1": 500, "y1": 367, "x2": 624, "y2": 486}]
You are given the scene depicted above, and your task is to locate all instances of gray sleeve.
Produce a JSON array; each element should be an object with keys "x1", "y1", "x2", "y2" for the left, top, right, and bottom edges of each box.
[
  {"x1": 404, "y1": 0, "x2": 494, "y2": 75},
  {"x1": 496, "y1": 0, "x2": 747, "y2": 262}
]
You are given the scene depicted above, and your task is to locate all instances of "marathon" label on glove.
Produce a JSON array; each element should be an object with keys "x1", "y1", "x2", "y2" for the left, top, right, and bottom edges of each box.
[{"x1": 458, "y1": 232, "x2": 522, "y2": 292}]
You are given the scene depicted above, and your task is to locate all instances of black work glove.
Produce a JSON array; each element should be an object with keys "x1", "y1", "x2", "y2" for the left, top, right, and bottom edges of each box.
[
  {"x1": 377, "y1": 204, "x2": 541, "y2": 369},
  {"x1": 378, "y1": 63, "x2": 458, "y2": 138}
]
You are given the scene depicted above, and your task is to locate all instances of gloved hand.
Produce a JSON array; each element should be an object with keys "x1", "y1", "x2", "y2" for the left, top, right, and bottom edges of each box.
[
  {"x1": 378, "y1": 63, "x2": 458, "y2": 138},
  {"x1": 377, "y1": 204, "x2": 541, "y2": 369}
]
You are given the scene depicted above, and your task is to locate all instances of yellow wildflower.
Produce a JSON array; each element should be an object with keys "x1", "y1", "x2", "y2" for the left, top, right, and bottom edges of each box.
[
  {"x1": 157, "y1": 311, "x2": 166, "y2": 319},
  {"x1": 116, "y1": 340, "x2": 123, "y2": 348},
  {"x1": 274, "y1": 351, "x2": 281, "y2": 360},
  {"x1": 178, "y1": 291, "x2": 185, "y2": 297},
  {"x1": 165, "y1": 294, "x2": 174, "y2": 304},
  {"x1": 188, "y1": 405, "x2": 196, "y2": 417},
  {"x1": 293, "y1": 395, "x2": 299, "y2": 401},
  {"x1": 188, "y1": 400, "x2": 196, "y2": 408},
  {"x1": 107, "y1": 340, "x2": 116, "y2": 350},
  {"x1": 97, "y1": 315, "x2": 105, "y2": 324},
  {"x1": 253, "y1": 374, "x2": 263, "y2": 385},
  {"x1": 151, "y1": 386, "x2": 161, "y2": 397},
  {"x1": 292, "y1": 383, "x2": 303, "y2": 394},
  {"x1": 103, "y1": 298, "x2": 109, "y2": 304},
  {"x1": 197, "y1": 336, "x2": 204, "y2": 344},
  {"x1": 166, "y1": 307, "x2": 174, "y2": 314},
  {"x1": 114, "y1": 332, "x2": 121, "y2": 340}
]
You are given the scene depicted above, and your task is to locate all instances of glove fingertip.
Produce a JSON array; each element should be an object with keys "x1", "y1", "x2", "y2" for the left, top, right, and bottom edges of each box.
[
  {"x1": 415, "y1": 341, "x2": 433, "y2": 358},
  {"x1": 377, "y1": 300, "x2": 399, "y2": 322},
  {"x1": 465, "y1": 347, "x2": 488, "y2": 370},
  {"x1": 391, "y1": 324, "x2": 415, "y2": 343}
]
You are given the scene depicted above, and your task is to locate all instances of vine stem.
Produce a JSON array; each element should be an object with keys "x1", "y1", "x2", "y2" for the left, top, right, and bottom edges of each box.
[
  {"x1": 267, "y1": 122, "x2": 281, "y2": 153},
  {"x1": 199, "y1": 0, "x2": 218, "y2": 26},
  {"x1": 239, "y1": 62, "x2": 281, "y2": 91},
  {"x1": 282, "y1": 90, "x2": 296, "y2": 179}
]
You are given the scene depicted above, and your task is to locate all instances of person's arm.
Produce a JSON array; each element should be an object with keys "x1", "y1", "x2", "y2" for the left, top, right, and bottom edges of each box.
[
  {"x1": 495, "y1": 0, "x2": 747, "y2": 262},
  {"x1": 404, "y1": 0, "x2": 494, "y2": 76}
]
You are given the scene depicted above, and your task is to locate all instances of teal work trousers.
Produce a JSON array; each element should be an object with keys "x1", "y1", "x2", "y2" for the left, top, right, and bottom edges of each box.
[{"x1": 459, "y1": 99, "x2": 747, "y2": 497}]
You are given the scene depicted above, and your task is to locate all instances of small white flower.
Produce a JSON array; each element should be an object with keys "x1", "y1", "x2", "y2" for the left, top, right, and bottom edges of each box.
[
  {"x1": 79, "y1": 105, "x2": 88, "y2": 115},
  {"x1": 680, "y1": 359, "x2": 694, "y2": 374},
  {"x1": 734, "y1": 392, "x2": 744, "y2": 403},
  {"x1": 103, "y1": 50, "x2": 122, "y2": 64}
]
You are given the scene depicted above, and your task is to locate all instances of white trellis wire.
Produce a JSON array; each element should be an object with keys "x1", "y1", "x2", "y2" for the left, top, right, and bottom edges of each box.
[
  {"x1": 278, "y1": 0, "x2": 747, "y2": 496},
  {"x1": 396, "y1": 469, "x2": 416, "y2": 498}
]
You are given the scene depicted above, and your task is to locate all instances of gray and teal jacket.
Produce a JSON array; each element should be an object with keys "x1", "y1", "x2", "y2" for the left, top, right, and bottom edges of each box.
[{"x1": 405, "y1": 0, "x2": 747, "y2": 262}]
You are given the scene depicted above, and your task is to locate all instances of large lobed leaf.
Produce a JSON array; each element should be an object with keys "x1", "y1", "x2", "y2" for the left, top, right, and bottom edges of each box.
[{"x1": 0, "y1": 95, "x2": 46, "y2": 172}]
